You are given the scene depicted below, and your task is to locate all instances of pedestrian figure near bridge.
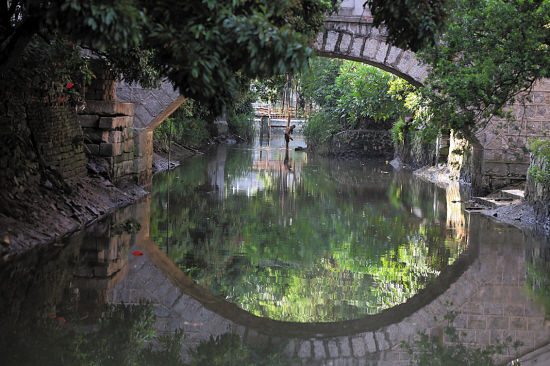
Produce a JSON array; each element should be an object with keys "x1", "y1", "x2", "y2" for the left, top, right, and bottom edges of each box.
[{"x1": 284, "y1": 124, "x2": 296, "y2": 145}]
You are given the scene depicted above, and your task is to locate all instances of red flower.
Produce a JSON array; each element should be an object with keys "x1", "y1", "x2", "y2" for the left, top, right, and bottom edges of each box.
[
  {"x1": 48, "y1": 313, "x2": 56, "y2": 319},
  {"x1": 133, "y1": 250, "x2": 144, "y2": 256},
  {"x1": 66, "y1": 83, "x2": 75, "y2": 89},
  {"x1": 57, "y1": 317, "x2": 66, "y2": 323},
  {"x1": 57, "y1": 97, "x2": 66, "y2": 103}
]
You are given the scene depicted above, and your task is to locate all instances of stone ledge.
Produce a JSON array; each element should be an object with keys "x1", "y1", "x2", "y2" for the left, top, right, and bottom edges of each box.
[{"x1": 83, "y1": 101, "x2": 134, "y2": 116}]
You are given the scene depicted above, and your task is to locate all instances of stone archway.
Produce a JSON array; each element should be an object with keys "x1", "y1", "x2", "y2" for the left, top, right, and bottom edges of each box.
[{"x1": 313, "y1": 15, "x2": 428, "y2": 87}]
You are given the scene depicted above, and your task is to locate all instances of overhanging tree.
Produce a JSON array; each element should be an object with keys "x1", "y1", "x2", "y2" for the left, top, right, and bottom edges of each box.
[{"x1": 1, "y1": 0, "x2": 338, "y2": 110}]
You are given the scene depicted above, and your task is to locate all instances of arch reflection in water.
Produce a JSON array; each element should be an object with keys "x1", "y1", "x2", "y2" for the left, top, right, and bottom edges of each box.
[{"x1": 149, "y1": 131, "x2": 467, "y2": 322}]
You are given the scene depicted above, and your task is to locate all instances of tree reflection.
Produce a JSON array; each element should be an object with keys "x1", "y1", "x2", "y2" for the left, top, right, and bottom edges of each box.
[{"x1": 149, "y1": 145, "x2": 466, "y2": 322}]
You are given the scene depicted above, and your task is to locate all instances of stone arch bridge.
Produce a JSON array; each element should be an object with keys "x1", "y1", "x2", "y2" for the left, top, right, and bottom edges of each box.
[{"x1": 78, "y1": 0, "x2": 550, "y2": 192}]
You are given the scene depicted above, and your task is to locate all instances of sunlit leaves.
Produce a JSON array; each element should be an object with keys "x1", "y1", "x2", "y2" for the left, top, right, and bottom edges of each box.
[{"x1": 418, "y1": 0, "x2": 550, "y2": 136}]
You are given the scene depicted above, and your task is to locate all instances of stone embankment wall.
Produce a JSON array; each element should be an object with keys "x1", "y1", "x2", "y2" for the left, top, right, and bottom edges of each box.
[
  {"x1": 394, "y1": 132, "x2": 437, "y2": 169},
  {"x1": 316, "y1": 130, "x2": 394, "y2": 159},
  {"x1": 474, "y1": 80, "x2": 550, "y2": 192},
  {"x1": 78, "y1": 68, "x2": 153, "y2": 186},
  {"x1": 0, "y1": 76, "x2": 87, "y2": 198},
  {"x1": 449, "y1": 79, "x2": 550, "y2": 194}
]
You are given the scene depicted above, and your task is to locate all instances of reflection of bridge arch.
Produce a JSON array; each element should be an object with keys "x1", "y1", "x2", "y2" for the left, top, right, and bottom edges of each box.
[
  {"x1": 110, "y1": 198, "x2": 550, "y2": 364},
  {"x1": 133, "y1": 230, "x2": 478, "y2": 339}
]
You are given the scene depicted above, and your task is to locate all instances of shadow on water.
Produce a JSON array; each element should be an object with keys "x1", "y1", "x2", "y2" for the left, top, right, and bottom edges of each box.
[{"x1": 1, "y1": 128, "x2": 549, "y2": 364}]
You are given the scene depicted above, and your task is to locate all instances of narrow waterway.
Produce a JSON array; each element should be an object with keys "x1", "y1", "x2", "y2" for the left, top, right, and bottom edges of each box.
[
  {"x1": 1, "y1": 127, "x2": 549, "y2": 365},
  {"x1": 149, "y1": 129, "x2": 466, "y2": 322}
]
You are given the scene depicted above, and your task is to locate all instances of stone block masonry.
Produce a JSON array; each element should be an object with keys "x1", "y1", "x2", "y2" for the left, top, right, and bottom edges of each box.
[
  {"x1": 472, "y1": 80, "x2": 550, "y2": 193},
  {"x1": 79, "y1": 98, "x2": 150, "y2": 186},
  {"x1": 24, "y1": 95, "x2": 87, "y2": 181}
]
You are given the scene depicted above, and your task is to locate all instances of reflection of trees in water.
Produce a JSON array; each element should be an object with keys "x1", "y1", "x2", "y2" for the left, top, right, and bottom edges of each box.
[{"x1": 149, "y1": 147, "x2": 466, "y2": 322}]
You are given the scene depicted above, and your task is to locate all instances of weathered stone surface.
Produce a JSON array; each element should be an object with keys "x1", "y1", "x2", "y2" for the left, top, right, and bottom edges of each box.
[
  {"x1": 375, "y1": 332, "x2": 390, "y2": 351},
  {"x1": 108, "y1": 131, "x2": 122, "y2": 143},
  {"x1": 313, "y1": 340, "x2": 326, "y2": 360},
  {"x1": 100, "y1": 142, "x2": 122, "y2": 157},
  {"x1": 364, "y1": 332, "x2": 376, "y2": 353},
  {"x1": 83, "y1": 128, "x2": 109, "y2": 143},
  {"x1": 99, "y1": 116, "x2": 133, "y2": 130},
  {"x1": 338, "y1": 337, "x2": 352, "y2": 357},
  {"x1": 327, "y1": 340, "x2": 339, "y2": 358},
  {"x1": 315, "y1": 130, "x2": 393, "y2": 159},
  {"x1": 298, "y1": 341, "x2": 312, "y2": 359},
  {"x1": 84, "y1": 101, "x2": 134, "y2": 116},
  {"x1": 78, "y1": 114, "x2": 99, "y2": 128},
  {"x1": 351, "y1": 337, "x2": 366, "y2": 357},
  {"x1": 85, "y1": 143, "x2": 100, "y2": 155}
]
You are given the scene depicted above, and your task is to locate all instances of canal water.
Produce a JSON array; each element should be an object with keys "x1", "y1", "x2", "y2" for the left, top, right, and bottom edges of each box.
[
  {"x1": 149, "y1": 130, "x2": 466, "y2": 322},
  {"x1": 1, "y1": 128, "x2": 549, "y2": 364}
]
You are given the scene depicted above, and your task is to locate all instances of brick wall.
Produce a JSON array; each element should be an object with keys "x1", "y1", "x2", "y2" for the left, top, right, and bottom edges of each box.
[
  {"x1": 474, "y1": 79, "x2": 550, "y2": 192},
  {"x1": 0, "y1": 78, "x2": 87, "y2": 197}
]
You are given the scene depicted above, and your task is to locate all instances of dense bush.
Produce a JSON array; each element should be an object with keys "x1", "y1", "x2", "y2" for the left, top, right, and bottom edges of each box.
[
  {"x1": 528, "y1": 139, "x2": 550, "y2": 186},
  {"x1": 301, "y1": 57, "x2": 417, "y2": 147}
]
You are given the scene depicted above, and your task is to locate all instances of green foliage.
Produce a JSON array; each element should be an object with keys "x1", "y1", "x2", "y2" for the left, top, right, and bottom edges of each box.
[
  {"x1": 391, "y1": 118, "x2": 407, "y2": 143},
  {"x1": 154, "y1": 114, "x2": 211, "y2": 150},
  {"x1": 189, "y1": 333, "x2": 296, "y2": 366},
  {"x1": 2, "y1": 0, "x2": 339, "y2": 111},
  {"x1": 227, "y1": 112, "x2": 255, "y2": 140},
  {"x1": 366, "y1": 0, "x2": 451, "y2": 51},
  {"x1": 335, "y1": 62, "x2": 402, "y2": 127},
  {"x1": 302, "y1": 110, "x2": 341, "y2": 146},
  {"x1": 252, "y1": 75, "x2": 288, "y2": 104},
  {"x1": 300, "y1": 57, "x2": 343, "y2": 109},
  {"x1": 528, "y1": 139, "x2": 550, "y2": 185},
  {"x1": 418, "y1": 0, "x2": 550, "y2": 137},
  {"x1": 402, "y1": 311, "x2": 522, "y2": 366},
  {"x1": 0, "y1": 36, "x2": 93, "y2": 106},
  {"x1": 301, "y1": 57, "x2": 416, "y2": 146}
]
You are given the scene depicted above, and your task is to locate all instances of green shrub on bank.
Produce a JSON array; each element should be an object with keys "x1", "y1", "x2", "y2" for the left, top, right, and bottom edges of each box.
[
  {"x1": 303, "y1": 111, "x2": 342, "y2": 147},
  {"x1": 153, "y1": 116, "x2": 211, "y2": 150},
  {"x1": 227, "y1": 112, "x2": 255, "y2": 140},
  {"x1": 528, "y1": 139, "x2": 550, "y2": 186}
]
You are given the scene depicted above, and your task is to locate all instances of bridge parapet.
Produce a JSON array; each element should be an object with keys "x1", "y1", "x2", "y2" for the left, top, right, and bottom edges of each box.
[{"x1": 314, "y1": 14, "x2": 428, "y2": 86}]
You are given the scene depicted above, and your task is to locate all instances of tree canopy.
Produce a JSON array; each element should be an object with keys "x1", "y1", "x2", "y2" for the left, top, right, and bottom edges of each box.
[
  {"x1": 366, "y1": 0, "x2": 451, "y2": 52},
  {"x1": 365, "y1": 0, "x2": 550, "y2": 138},
  {"x1": 418, "y1": 0, "x2": 550, "y2": 137},
  {"x1": 1, "y1": 0, "x2": 338, "y2": 110}
]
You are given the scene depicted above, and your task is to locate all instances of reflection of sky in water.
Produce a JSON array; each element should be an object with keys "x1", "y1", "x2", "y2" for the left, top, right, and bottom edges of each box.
[{"x1": 223, "y1": 126, "x2": 307, "y2": 197}]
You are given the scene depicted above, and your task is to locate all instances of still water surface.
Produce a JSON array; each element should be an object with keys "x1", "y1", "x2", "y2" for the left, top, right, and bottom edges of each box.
[
  {"x1": 149, "y1": 130, "x2": 467, "y2": 322},
  {"x1": 1, "y1": 128, "x2": 549, "y2": 365}
]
